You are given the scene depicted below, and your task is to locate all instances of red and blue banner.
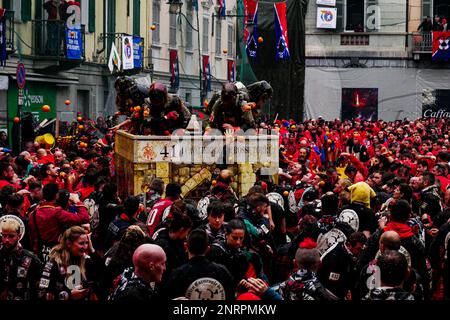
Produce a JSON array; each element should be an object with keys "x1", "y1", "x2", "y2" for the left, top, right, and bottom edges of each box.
[
  {"x1": 227, "y1": 60, "x2": 235, "y2": 82},
  {"x1": 274, "y1": 2, "x2": 290, "y2": 60},
  {"x1": 432, "y1": 32, "x2": 450, "y2": 61},
  {"x1": 217, "y1": 0, "x2": 226, "y2": 18},
  {"x1": 244, "y1": 0, "x2": 258, "y2": 58},
  {"x1": 202, "y1": 55, "x2": 211, "y2": 93},
  {"x1": 169, "y1": 49, "x2": 180, "y2": 90}
]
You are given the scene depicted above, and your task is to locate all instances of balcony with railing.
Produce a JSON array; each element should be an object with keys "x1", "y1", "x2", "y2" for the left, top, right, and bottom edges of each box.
[
  {"x1": 410, "y1": 32, "x2": 433, "y2": 53},
  {"x1": 32, "y1": 20, "x2": 85, "y2": 71},
  {"x1": 305, "y1": 32, "x2": 409, "y2": 59}
]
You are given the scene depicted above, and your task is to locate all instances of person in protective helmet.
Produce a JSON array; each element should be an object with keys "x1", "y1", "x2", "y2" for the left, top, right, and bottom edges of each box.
[
  {"x1": 142, "y1": 82, "x2": 191, "y2": 135},
  {"x1": 210, "y1": 83, "x2": 257, "y2": 133}
]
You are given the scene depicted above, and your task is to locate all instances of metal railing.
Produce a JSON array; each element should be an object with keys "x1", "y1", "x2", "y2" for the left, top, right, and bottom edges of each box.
[
  {"x1": 410, "y1": 32, "x2": 433, "y2": 53},
  {"x1": 32, "y1": 20, "x2": 85, "y2": 59}
]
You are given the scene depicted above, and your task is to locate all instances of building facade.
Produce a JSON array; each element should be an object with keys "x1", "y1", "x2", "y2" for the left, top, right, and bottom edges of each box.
[
  {"x1": 0, "y1": 0, "x2": 237, "y2": 146},
  {"x1": 304, "y1": 0, "x2": 450, "y2": 121}
]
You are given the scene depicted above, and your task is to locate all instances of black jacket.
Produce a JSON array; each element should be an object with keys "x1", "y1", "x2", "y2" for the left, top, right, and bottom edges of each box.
[
  {"x1": 341, "y1": 203, "x2": 378, "y2": 234},
  {"x1": 109, "y1": 267, "x2": 159, "y2": 302},
  {"x1": 357, "y1": 226, "x2": 430, "y2": 299},
  {"x1": 317, "y1": 243, "x2": 356, "y2": 299},
  {"x1": 165, "y1": 256, "x2": 235, "y2": 300},
  {"x1": 207, "y1": 240, "x2": 249, "y2": 286}
]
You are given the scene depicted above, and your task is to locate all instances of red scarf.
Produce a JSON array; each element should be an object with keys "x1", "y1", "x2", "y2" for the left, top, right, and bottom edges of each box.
[{"x1": 384, "y1": 222, "x2": 414, "y2": 239}]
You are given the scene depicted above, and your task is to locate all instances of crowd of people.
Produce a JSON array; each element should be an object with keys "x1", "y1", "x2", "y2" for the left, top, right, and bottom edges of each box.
[
  {"x1": 0, "y1": 78, "x2": 450, "y2": 302},
  {"x1": 418, "y1": 15, "x2": 448, "y2": 32}
]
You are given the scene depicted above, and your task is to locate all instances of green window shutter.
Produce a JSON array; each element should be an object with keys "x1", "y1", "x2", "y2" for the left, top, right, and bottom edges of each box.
[
  {"x1": 21, "y1": 0, "x2": 32, "y2": 22},
  {"x1": 133, "y1": 0, "x2": 140, "y2": 36},
  {"x1": 3, "y1": 0, "x2": 11, "y2": 11},
  {"x1": 89, "y1": 0, "x2": 96, "y2": 33}
]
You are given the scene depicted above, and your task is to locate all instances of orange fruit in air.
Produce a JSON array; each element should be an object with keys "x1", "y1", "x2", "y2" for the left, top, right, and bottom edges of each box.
[
  {"x1": 42, "y1": 105, "x2": 51, "y2": 112},
  {"x1": 258, "y1": 37, "x2": 264, "y2": 43},
  {"x1": 77, "y1": 117, "x2": 83, "y2": 122},
  {"x1": 319, "y1": 181, "x2": 326, "y2": 188},
  {"x1": 65, "y1": 100, "x2": 71, "y2": 105},
  {"x1": 212, "y1": 180, "x2": 217, "y2": 186},
  {"x1": 13, "y1": 117, "x2": 20, "y2": 124},
  {"x1": 283, "y1": 191, "x2": 289, "y2": 197},
  {"x1": 78, "y1": 125, "x2": 84, "y2": 130},
  {"x1": 223, "y1": 48, "x2": 228, "y2": 54},
  {"x1": 150, "y1": 25, "x2": 156, "y2": 31}
]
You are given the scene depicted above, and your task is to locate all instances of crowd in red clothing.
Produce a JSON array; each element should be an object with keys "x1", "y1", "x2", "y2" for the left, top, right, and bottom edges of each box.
[{"x1": 0, "y1": 114, "x2": 450, "y2": 301}]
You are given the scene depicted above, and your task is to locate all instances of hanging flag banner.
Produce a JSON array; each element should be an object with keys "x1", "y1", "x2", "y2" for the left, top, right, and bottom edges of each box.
[
  {"x1": 218, "y1": 0, "x2": 226, "y2": 18},
  {"x1": 202, "y1": 55, "x2": 211, "y2": 93},
  {"x1": 316, "y1": 7, "x2": 337, "y2": 29},
  {"x1": 122, "y1": 35, "x2": 134, "y2": 70},
  {"x1": 227, "y1": 60, "x2": 235, "y2": 82},
  {"x1": 274, "y1": 2, "x2": 290, "y2": 61},
  {"x1": 432, "y1": 32, "x2": 450, "y2": 61},
  {"x1": 108, "y1": 42, "x2": 121, "y2": 73},
  {"x1": 66, "y1": 27, "x2": 83, "y2": 60},
  {"x1": 170, "y1": 49, "x2": 180, "y2": 90},
  {"x1": 133, "y1": 36, "x2": 144, "y2": 69},
  {"x1": 244, "y1": 0, "x2": 258, "y2": 58},
  {"x1": 0, "y1": 8, "x2": 7, "y2": 67}
]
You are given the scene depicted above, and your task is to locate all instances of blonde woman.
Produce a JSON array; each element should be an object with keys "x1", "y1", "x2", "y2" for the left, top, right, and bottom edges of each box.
[{"x1": 37, "y1": 226, "x2": 102, "y2": 300}]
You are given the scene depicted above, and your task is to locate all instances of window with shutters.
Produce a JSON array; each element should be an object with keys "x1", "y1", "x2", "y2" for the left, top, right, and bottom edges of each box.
[
  {"x1": 133, "y1": 0, "x2": 141, "y2": 36},
  {"x1": 21, "y1": 0, "x2": 32, "y2": 22},
  {"x1": 186, "y1": 0, "x2": 193, "y2": 50},
  {"x1": 88, "y1": 0, "x2": 95, "y2": 33},
  {"x1": 169, "y1": 13, "x2": 177, "y2": 48},
  {"x1": 422, "y1": 0, "x2": 432, "y2": 18},
  {"x1": 202, "y1": 17, "x2": 209, "y2": 53},
  {"x1": 152, "y1": 0, "x2": 161, "y2": 44},
  {"x1": 227, "y1": 24, "x2": 233, "y2": 57},
  {"x1": 345, "y1": 0, "x2": 365, "y2": 31},
  {"x1": 215, "y1": 19, "x2": 221, "y2": 55}
]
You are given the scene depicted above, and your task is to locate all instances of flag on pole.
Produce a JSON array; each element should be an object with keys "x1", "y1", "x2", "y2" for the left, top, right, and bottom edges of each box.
[
  {"x1": 202, "y1": 55, "x2": 211, "y2": 93},
  {"x1": 218, "y1": 0, "x2": 226, "y2": 18},
  {"x1": 227, "y1": 60, "x2": 235, "y2": 82},
  {"x1": 108, "y1": 42, "x2": 121, "y2": 73},
  {"x1": 432, "y1": 31, "x2": 450, "y2": 61},
  {"x1": 244, "y1": 0, "x2": 258, "y2": 58},
  {"x1": 274, "y1": 2, "x2": 290, "y2": 60},
  {"x1": 169, "y1": 49, "x2": 180, "y2": 90}
]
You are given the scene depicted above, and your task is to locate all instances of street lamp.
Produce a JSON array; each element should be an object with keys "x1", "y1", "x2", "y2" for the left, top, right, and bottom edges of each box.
[{"x1": 167, "y1": 0, "x2": 204, "y2": 108}]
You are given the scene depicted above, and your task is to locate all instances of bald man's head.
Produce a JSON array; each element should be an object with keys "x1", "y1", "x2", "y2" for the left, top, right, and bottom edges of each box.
[
  {"x1": 379, "y1": 231, "x2": 401, "y2": 252},
  {"x1": 133, "y1": 244, "x2": 167, "y2": 283}
]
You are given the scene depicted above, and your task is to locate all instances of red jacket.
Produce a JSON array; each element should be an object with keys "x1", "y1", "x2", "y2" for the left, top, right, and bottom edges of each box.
[{"x1": 28, "y1": 201, "x2": 89, "y2": 253}]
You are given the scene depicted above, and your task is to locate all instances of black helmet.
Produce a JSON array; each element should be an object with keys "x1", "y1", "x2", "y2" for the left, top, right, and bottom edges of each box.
[
  {"x1": 221, "y1": 83, "x2": 238, "y2": 103},
  {"x1": 248, "y1": 80, "x2": 273, "y2": 102},
  {"x1": 149, "y1": 82, "x2": 168, "y2": 106}
]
